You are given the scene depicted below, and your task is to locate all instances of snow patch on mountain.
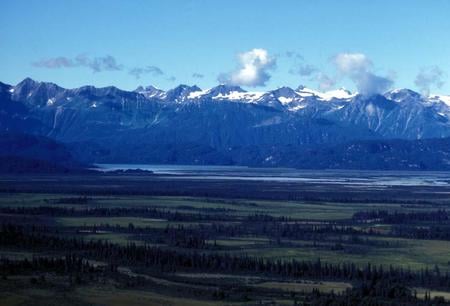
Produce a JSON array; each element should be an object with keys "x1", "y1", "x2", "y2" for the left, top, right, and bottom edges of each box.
[
  {"x1": 385, "y1": 88, "x2": 422, "y2": 103},
  {"x1": 277, "y1": 96, "x2": 294, "y2": 104},
  {"x1": 290, "y1": 104, "x2": 307, "y2": 111},
  {"x1": 135, "y1": 85, "x2": 166, "y2": 99},
  {"x1": 430, "y1": 94, "x2": 450, "y2": 107},
  {"x1": 187, "y1": 89, "x2": 209, "y2": 99},
  {"x1": 296, "y1": 87, "x2": 354, "y2": 101},
  {"x1": 320, "y1": 88, "x2": 355, "y2": 100},
  {"x1": 47, "y1": 98, "x2": 55, "y2": 106},
  {"x1": 212, "y1": 91, "x2": 264, "y2": 102}
]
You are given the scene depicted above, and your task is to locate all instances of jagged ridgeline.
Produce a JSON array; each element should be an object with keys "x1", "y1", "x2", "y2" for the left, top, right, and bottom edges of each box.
[{"x1": 1, "y1": 78, "x2": 450, "y2": 170}]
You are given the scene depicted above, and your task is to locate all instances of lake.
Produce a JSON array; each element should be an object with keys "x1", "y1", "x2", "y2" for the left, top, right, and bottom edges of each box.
[{"x1": 95, "y1": 164, "x2": 450, "y2": 187}]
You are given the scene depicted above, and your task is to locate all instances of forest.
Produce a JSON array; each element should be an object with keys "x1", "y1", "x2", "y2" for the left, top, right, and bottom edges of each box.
[{"x1": 1, "y1": 173, "x2": 450, "y2": 305}]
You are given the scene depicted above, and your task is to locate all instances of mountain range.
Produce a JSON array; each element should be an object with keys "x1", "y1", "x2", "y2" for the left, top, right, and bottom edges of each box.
[{"x1": 1, "y1": 78, "x2": 450, "y2": 170}]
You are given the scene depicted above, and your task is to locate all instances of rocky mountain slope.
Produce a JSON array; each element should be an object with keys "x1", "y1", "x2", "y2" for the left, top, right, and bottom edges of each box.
[{"x1": 1, "y1": 78, "x2": 450, "y2": 169}]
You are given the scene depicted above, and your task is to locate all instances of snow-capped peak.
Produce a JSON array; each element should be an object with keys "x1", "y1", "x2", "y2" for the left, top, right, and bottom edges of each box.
[
  {"x1": 296, "y1": 87, "x2": 321, "y2": 98},
  {"x1": 384, "y1": 88, "x2": 422, "y2": 102},
  {"x1": 429, "y1": 94, "x2": 450, "y2": 107},
  {"x1": 207, "y1": 84, "x2": 246, "y2": 96},
  {"x1": 135, "y1": 85, "x2": 165, "y2": 99},
  {"x1": 271, "y1": 87, "x2": 298, "y2": 98},
  {"x1": 165, "y1": 85, "x2": 201, "y2": 102},
  {"x1": 187, "y1": 88, "x2": 209, "y2": 99},
  {"x1": 186, "y1": 85, "x2": 264, "y2": 102},
  {"x1": 212, "y1": 91, "x2": 265, "y2": 102},
  {"x1": 265, "y1": 87, "x2": 299, "y2": 105},
  {"x1": 295, "y1": 87, "x2": 354, "y2": 101},
  {"x1": 320, "y1": 88, "x2": 355, "y2": 101}
]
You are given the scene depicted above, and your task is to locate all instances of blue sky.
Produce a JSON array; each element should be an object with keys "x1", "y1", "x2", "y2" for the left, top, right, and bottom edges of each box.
[{"x1": 1, "y1": 0, "x2": 450, "y2": 94}]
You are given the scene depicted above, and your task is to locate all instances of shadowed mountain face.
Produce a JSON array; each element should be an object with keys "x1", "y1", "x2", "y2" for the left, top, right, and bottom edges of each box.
[
  {"x1": 273, "y1": 138, "x2": 450, "y2": 170},
  {"x1": 0, "y1": 132, "x2": 87, "y2": 173},
  {"x1": 1, "y1": 78, "x2": 450, "y2": 169}
]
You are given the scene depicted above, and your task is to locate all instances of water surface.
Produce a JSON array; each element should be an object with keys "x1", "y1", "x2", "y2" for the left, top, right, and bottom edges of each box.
[{"x1": 96, "y1": 164, "x2": 450, "y2": 187}]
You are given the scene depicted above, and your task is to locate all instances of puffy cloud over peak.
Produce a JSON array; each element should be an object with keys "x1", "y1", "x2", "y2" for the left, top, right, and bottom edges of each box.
[
  {"x1": 218, "y1": 48, "x2": 276, "y2": 87},
  {"x1": 333, "y1": 53, "x2": 372, "y2": 76},
  {"x1": 357, "y1": 72, "x2": 393, "y2": 96},
  {"x1": 332, "y1": 52, "x2": 393, "y2": 95},
  {"x1": 415, "y1": 66, "x2": 445, "y2": 96}
]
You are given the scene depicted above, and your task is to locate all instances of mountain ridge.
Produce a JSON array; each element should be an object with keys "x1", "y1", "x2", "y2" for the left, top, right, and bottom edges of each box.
[{"x1": 2, "y1": 78, "x2": 450, "y2": 170}]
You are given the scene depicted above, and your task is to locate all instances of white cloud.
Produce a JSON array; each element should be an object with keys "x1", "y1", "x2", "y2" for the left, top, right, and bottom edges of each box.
[
  {"x1": 415, "y1": 66, "x2": 445, "y2": 96},
  {"x1": 218, "y1": 48, "x2": 276, "y2": 87},
  {"x1": 332, "y1": 52, "x2": 392, "y2": 95},
  {"x1": 333, "y1": 53, "x2": 372, "y2": 76},
  {"x1": 357, "y1": 72, "x2": 393, "y2": 96}
]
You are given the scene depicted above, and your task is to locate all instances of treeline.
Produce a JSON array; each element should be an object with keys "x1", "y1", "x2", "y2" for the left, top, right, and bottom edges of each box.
[
  {"x1": 0, "y1": 205, "x2": 429, "y2": 248},
  {"x1": 390, "y1": 225, "x2": 450, "y2": 240},
  {"x1": 353, "y1": 209, "x2": 449, "y2": 224},
  {"x1": 162, "y1": 222, "x2": 395, "y2": 248},
  {"x1": 0, "y1": 206, "x2": 296, "y2": 222},
  {"x1": 69, "y1": 222, "x2": 393, "y2": 250},
  {"x1": 5, "y1": 206, "x2": 450, "y2": 247},
  {"x1": 0, "y1": 206, "x2": 238, "y2": 222},
  {"x1": 3, "y1": 257, "x2": 448, "y2": 305},
  {"x1": 299, "y1": 283, "x2": 449, "y2": 306},
  {"x1": 22, "y1": 216, "x2": 393, "y2": 249},
  {"x1": 0, "y1": 255, "x2": 100, "y2": 275},
  {"x1": 1, "y1": 175, "x2": 445, "y2": 204},
  {"x1": 1, "y1": 224, "x2": 450, "y2": 290}
]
